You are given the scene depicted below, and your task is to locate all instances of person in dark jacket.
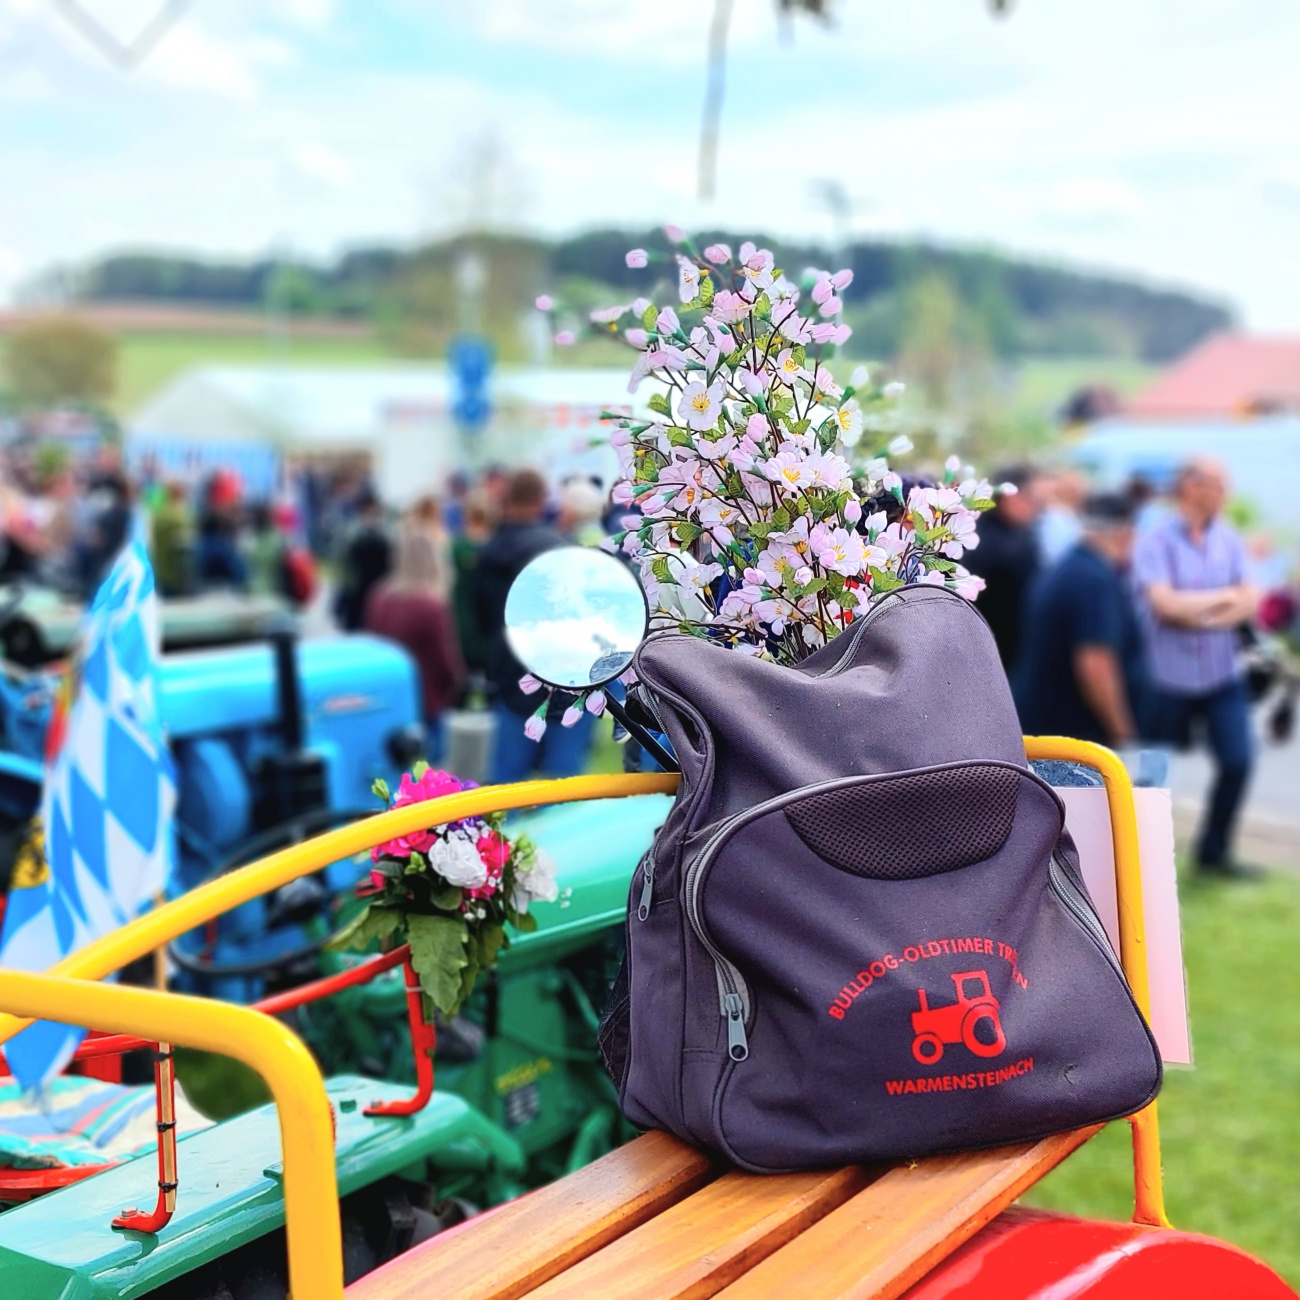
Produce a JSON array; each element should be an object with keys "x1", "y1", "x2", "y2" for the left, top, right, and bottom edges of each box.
[
  {"x1": 474, "y1": 468, "x2": 594, "y2": 783},
  {"x1": 333, "y1": 486, "x2": 391, "y2": 631},
  {"x1": 1013, "y1": 492, "x2": 1143, "y2": 747},
  {"x1": 964, "y1": 466, "x2": 1041, "y2": 673}
]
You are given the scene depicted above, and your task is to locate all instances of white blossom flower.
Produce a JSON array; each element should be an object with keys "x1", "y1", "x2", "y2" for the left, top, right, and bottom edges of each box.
[
  {"x1": 512, "y1": 851, "x2": 559, "y2": 911},
  {"x1": 774, "y1": 348, "x2": 806, "y2": 386},
  {"x1": 883, "y1": 380, "x2": 906, "y2": 400},
  {"x1": 678, "y1": 257, "x2": 701, "y2": 303},
  {"x1": 678, "y1": 379, "x2": 725, "y2": 431},
  {"x1": 835, "y1": 399, "x2": 864, "y2": 446}
]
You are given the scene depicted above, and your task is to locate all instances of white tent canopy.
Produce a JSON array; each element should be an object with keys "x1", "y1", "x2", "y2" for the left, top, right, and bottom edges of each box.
[{"x1": 129, "y1": 364, "x2": 651, "y2": 505}]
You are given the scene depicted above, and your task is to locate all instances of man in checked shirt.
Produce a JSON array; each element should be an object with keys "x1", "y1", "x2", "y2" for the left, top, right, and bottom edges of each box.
[{"x1": 1134, "y1": 458, "x2": 1261, "y2": 879}]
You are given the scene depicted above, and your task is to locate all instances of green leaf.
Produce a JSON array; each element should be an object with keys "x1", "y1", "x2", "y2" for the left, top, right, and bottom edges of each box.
[
  {"x1": 971, "y1": 497, "x2": 995, "y2": 510},
  {"x1": 924, "y1": 556, "x2": 957, "y2": 572},
  {"x1": 790, "y1": 418, "x2": 811, "y2": 436},
  {"x1": 791, "y1": 345, "x2": 806, "y2": 368},
  {"x1": 406, "y1": 912, "x2": 470, "y2": 1018},
  {"x1": 771, "y1": 506, "x2": 792, "y2": 531},
  {"x1": 478, "y1": 922, "x2": 507, "y2": 968},
  {"x1": 642, "y1": 304, "x2": 658, "y2": 331},
  {"x1": 431, "y1": 884, "x2": 464, "y2": 910},
  {"x1": 667, "y1": 427, "x2": 693, "y2": 447},
  {"x1": 872, "y1": 571, "x2": 904, "y2": 593},
  {"x1": 514, "y1": 911, "x2": 539, "y2": 934},
  {"x1": 747, "y1": 521, "x2": 774, "y2": 542},
  {"x1": 411, "y1": 760, "x2": 430, "y2": 780},
  {"x1": 753, "y1": 292, "x2": 772, "y2": 319},
  {"x1": 699, "y1": 274, "x2": 715, "y2": 306},
  {"x1": 771, "y1": 391, "x2": 794, "y2": 416},
  {"x1": 801, "y1": 576, "x2": 828, "y2": 597},
  {"x1": 327, "y1": 905, "x2": 402, "y2": 953},
  {"x1": 674, "y1": 521, "x2": 704, "y2": 543},
  {"x1": 647, "y1": 392, "x2": 671, "y2": 417},
  {"x1": 635, "y1": 456, "x2": 660, "y2": 484},
  {"x1": 650, "y1": 556, "x2": 675, "y2": 584},
  {"x1": 371, "y1": 777, "x2": 391, "y2": 804}
]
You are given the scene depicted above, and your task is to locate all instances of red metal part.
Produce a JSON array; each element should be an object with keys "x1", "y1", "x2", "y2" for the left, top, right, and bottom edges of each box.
[
  {"x1": 902, "y1": 1206, "x2": 1298, "y2": 1299},
  {"x1": 364, "y1": 956, "x2": 435, "y2": 1118},
  {"x1": 111, "y1": 1043, "x2": 179, "y2": 1234}
]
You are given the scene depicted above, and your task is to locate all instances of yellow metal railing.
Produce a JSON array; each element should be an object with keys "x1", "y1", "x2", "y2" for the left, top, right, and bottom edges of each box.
[
  {"x1": 0, "y1": 745, "x2": 1168, "y2": 1296},
  {"x1": 0, "y1": 972, "x2": 341, "y2": 1299},
  {"x1": 1023, "y1": 736, "x2": 1169, "y2": 1228}
]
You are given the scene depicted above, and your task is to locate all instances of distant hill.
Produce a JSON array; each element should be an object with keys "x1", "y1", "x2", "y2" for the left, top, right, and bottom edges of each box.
[{"x1": 51, "y1": 230, "x2": 1233, "y2": 365}]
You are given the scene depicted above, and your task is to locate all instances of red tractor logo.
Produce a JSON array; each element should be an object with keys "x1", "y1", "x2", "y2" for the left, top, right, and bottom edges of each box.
[{"x1": 911, "y1": 970, "x2": 1007, "y2": 1066}]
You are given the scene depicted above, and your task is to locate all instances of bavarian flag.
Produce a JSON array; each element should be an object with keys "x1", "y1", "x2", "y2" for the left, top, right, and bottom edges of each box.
[{"x1": 0, "y1": 543, "x2": 176, "y2": 1091}]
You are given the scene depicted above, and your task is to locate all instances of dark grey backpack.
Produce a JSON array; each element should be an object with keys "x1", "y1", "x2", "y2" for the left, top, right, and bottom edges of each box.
[{"x1": 599, "y1": 585, "x2": 1161, "y2": 1172}]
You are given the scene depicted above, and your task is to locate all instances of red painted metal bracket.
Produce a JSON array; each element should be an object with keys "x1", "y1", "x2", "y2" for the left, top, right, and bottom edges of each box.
[{"x1": 364, "y1": 956, "x2": 435, "y2": 1118}]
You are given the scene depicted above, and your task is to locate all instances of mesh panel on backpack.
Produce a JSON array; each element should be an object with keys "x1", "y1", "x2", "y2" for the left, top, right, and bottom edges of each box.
[{"x1": 783, "y1": 764, "x2": 1020, "y2": 880}]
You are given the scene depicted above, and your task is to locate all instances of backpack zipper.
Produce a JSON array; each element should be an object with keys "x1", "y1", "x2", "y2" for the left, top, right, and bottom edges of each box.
[
  {"x1": 1047, "y1": 853, "x2": 1124, "y2": 977},
  {"x1": 636, "y1": 855, "x2": 655, "y2": 921}
]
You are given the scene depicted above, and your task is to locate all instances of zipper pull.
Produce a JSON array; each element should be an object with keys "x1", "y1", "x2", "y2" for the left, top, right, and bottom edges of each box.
[
  {"x1": 637, "y1": 858, "x2": 655, "y2": 920},
  {"x1": 724, "y1": 992, "x2": 749, "y2": 1061}
]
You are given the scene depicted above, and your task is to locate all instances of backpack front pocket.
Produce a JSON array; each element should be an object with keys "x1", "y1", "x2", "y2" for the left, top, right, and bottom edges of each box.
[{"x1": 684, "y1": 762, "x2": 1161, "y2": 1172}]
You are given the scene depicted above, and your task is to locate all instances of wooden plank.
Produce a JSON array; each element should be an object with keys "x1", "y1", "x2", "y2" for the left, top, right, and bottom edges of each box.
[
  {"x1": 716, "y1": 1127, "x2": 1100, "y2": 1300},
  {"x1": 528, "y1": 1165, "x2": 873, "y2": 1300},
  {"x1": 346, "y1": 1131, "x2": 714, "y2": 1300}
]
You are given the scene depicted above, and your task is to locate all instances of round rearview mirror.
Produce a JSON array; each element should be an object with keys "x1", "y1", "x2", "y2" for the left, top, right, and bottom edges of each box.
[{"x1": 505, "y1": 547, "x2": 649, "y2": 690}]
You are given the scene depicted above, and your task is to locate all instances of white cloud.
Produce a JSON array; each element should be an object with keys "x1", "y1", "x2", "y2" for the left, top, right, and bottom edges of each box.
[
  {"x1": 136, "y1": 20, "x2": 261, "y2": 102},
  {"x1": 290, "y1": 141, "x2": 353, "y2": 188}
]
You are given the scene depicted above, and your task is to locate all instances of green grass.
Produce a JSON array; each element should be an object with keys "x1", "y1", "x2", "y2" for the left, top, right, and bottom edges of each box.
[
  {"x1": 1009, "y1": 356, "x2": 1155, "y2": 418},
  {"x1": 1025, "y1": 866, "x2": 1300, "y2": 1285},
  {"x1": 114, "y1": 331, "x2": 398, "y2": 414}
]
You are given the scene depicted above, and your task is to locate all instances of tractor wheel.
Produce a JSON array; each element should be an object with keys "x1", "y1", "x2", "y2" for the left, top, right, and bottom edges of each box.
[
  {"x1": 961, "y1": 1005, "x2": 1006, "y2": 1058},
  {"x1": 912, "y1": 1032, "x2": 944, "y2": 1065}
]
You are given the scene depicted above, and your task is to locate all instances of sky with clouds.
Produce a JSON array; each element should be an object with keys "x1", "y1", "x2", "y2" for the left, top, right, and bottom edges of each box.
[{"x1": 2, "y1": 0, "x2": 1298, "y2": 327}]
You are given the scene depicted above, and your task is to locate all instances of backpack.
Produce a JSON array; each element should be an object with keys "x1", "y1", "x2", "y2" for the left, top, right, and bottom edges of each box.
[{"x1": 599, "y1": 584, "x2": 1161, "y2": 1172}]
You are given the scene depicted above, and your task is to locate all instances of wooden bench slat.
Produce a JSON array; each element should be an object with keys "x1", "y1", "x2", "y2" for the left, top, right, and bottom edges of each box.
[
  {"x1": 715, "y1": 1126, "x2": 1100, "y2": 1300},
  {"x1": 347, "y1": 1131, "x2": 713, "y2": 1300},
  {"x1": 526, "y1": 1164, "x2": 873, "y2": 1300}
]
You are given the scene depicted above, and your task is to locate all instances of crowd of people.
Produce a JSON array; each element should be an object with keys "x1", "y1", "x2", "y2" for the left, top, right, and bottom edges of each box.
[
  {"x1": 3, "y1": 439, "x2": 1294, "y2": 871},
  {"x1": 969, "y1": 458, "x2": 1290, "y2": 881}
]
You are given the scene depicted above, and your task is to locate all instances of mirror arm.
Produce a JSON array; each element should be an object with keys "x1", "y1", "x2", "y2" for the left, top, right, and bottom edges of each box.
[{"x1": 603, "y1": 695, "x2": 681, "y2": 773}]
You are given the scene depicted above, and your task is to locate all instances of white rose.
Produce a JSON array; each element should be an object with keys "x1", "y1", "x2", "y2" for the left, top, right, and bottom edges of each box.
[
  {"x1": 428, "y1": 830, "x2": 488, "y2": 889},
  {"x1": 511, "y1": 851, "x2": 559, "y2": 911}
]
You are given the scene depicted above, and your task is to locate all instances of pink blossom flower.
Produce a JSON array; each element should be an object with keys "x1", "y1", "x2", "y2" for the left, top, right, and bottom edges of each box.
[
  {"x1": 524, "y1": 712, "x2": 547, "y2": 742},
  {"x1": 811, "y1": 277, "x2": 835, "y2": 306},
  {"x1": 764, "y1": 450, "x2": 813, "y2": 491},
  {"x1": 805, "y1": 451, "x2": 851, "y2": 490},
  {"x1": 743, "y1": 566, "x2": 765, "y2": 586},
  {"x1": 554, "y1": 330, "x2": 575, "y2": 346},
  {"x1": 562, "y1": 703, "x2": 584, "y2": 727},
  {"x1": 919, "y1": 569, "x2": 946, "y2": 587},
  {"x1": 794, "y1": 566, "x2": 814, "y2": 586},
  {"x1": 664, "y1": 223, "x2": 686, "y2": 242},
  {"x1": 739, "y1": 247, "x2": 775, "y2": 294},
  {"x1": 818, "y1": 294, "x2": 843, "y2": 318},
  {"x1": 657, "y1": 306, "x2": 681, "y2": 336},
  {"x1": 951, "y1": 566, "x2": 985, "y2": 600},
  {"x1": 812, "y1": 523, "x2": 869, "y2": 576},
  {"x1": 631, "y1": 296, "x2": 651, "y2": 315},
  {"x1": 625, "y1": 327, "x2": 648, "y2": 347},
  {"x1": 586, "y1": 690, "x2": 607, "y2": 716},
  {"x1": 809, "y1": 322, "x2": 840, "y2": 344},
  {"x1": 831, "y1": 268, "x2": 854, "y2": 290},
  {"x1": 774, "y1": 304, "x2": 813, "y2": 344},
  {"x1": 519, "y1": 674, "x2": 543, "y2": 695},
  {"x1": 535, "y1": 294, "x2": 554, "y2": 312},
  {"x1": 611, "y1": 480, "x2": 635, "y2": 505},
  {"x1": 844, "y1": 497, "x2": 863, "y2": 524},
  {"x1": 626, "y1": 248, "x2": 648, "y2": 268},
  {"x1": 737, "y1": 367, "x2": 765, "y2": 397},
  {"x1": 704, "y1": 243, "x2": 732, "y2": 264},
  {"x1": 591, "y1": 304, "x2": 629, "y2": 324},
  {"x1": 710, "y1": 290, "x2": 750, "y2": 324}
]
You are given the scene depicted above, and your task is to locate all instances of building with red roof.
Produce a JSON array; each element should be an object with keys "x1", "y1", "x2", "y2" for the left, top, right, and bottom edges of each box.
[{"x1": 1126, "y1": 333, "x2": 1300, "y2": 418}]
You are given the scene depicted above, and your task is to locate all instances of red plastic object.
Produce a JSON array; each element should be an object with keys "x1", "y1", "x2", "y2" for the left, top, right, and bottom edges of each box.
[
  {"x1": 364, "y1": 956, "x2": 435, "y2": 1118},
  {"x1": 903, "y1": 1206, "x2": 1298, "y2": 1299},
  {"x1": 111, "y1": 1042, "x2": 179, "y2": 1234},
  {"x1": 0, "y1": 1163, "x2": 116, "y2": 1203}
]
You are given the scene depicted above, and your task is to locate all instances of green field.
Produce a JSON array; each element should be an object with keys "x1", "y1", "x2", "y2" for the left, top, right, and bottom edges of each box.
[
  {"x1": 111, "y1": 331, "x2": 398, "y2": 414},
  {"x1": 1026, "y1": 866, "x2": 1300, "y2": 1285}
]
